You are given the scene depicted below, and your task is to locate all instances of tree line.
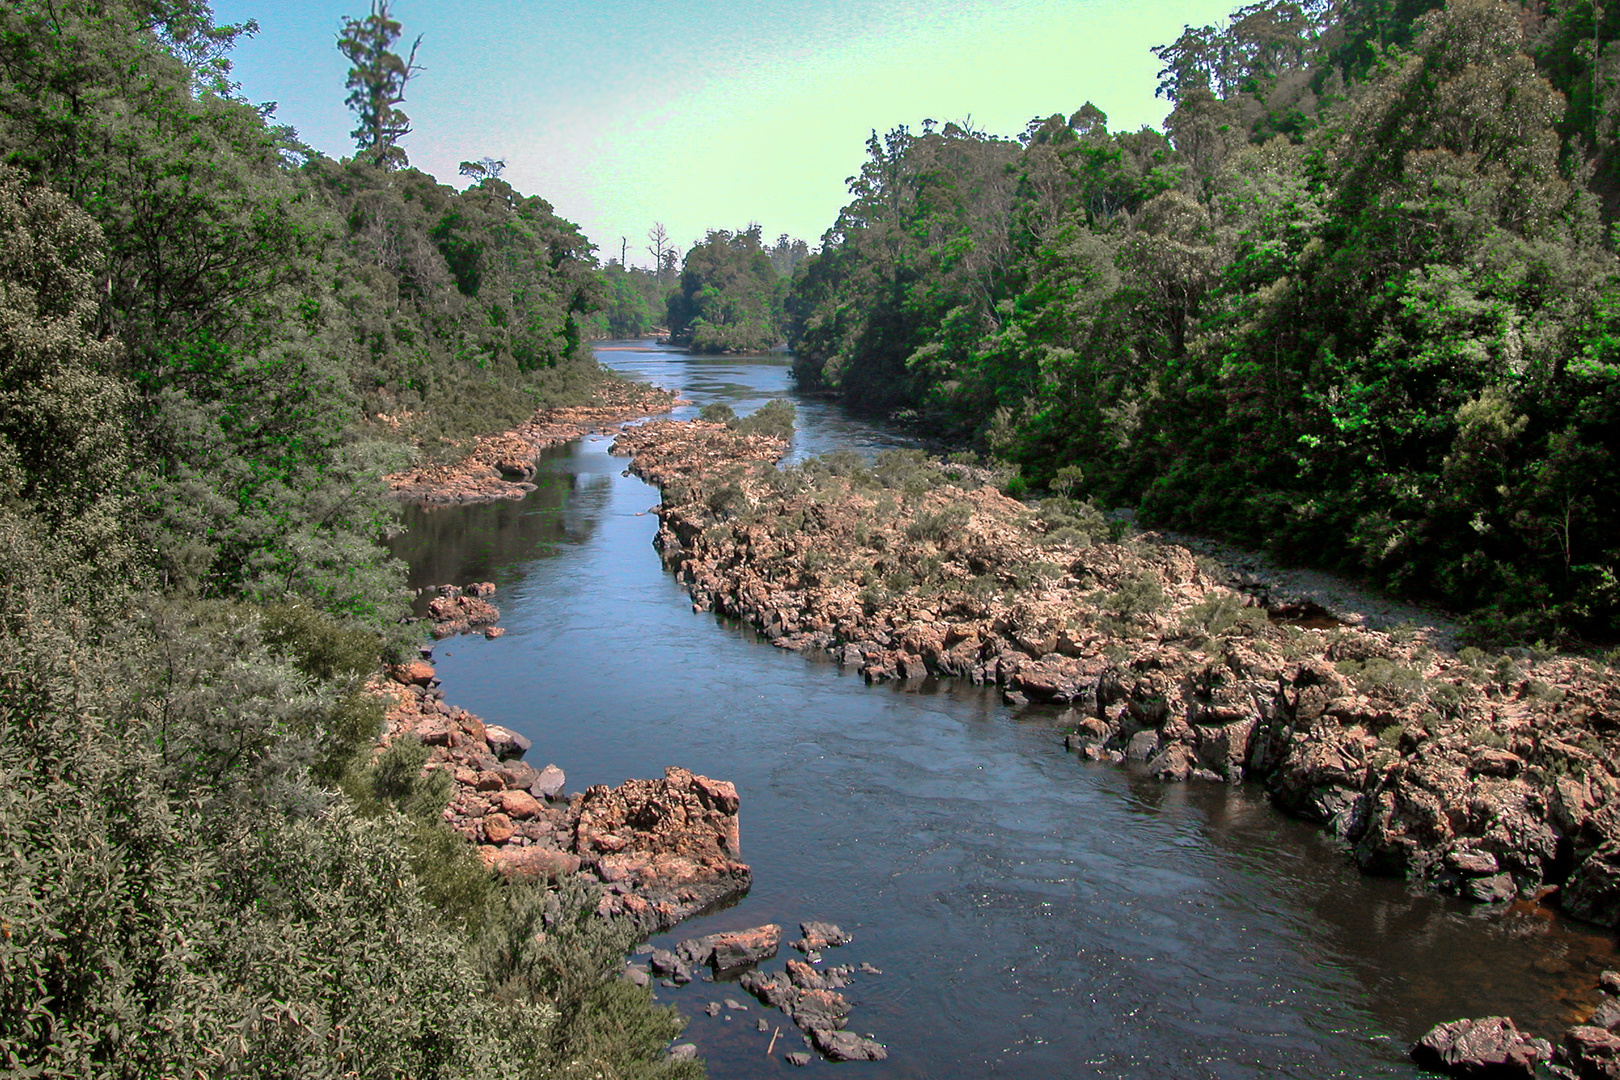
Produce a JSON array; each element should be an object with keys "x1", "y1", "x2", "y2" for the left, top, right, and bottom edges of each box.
[
  {"x1": 785, "y1": 0, "x2": 1620, "y2": 645},
  {"x1": 0, "y1": 0, "x2": 699, "y2": 1075}
]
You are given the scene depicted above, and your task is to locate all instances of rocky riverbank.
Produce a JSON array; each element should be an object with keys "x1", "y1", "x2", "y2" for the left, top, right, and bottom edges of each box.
[
  {"x1": 386, "y1": 379, "x2": 679, "y2": 505},
  {"x1": 371, "y1": 638, "x2": 750, "y2": 932},
  {"x1": 610, "y1": 418, "x2": 1620, "y2": 1006}
]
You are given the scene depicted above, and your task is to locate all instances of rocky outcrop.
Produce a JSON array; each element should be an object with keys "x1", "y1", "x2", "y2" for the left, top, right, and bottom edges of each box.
[
  {"x1": 611, "y1": 418, "x2": 1620, "y2": 935},
  {"x1": 420, "y1": 582, "x2": 503, "y2": 638},
  {"x1": 370, "y1": 663, "x2": 749, "y2": 932},
  {"x1": 1411, "y1": 1016, "x2": 1552, "y2": 1077},
  {"x1": 386, "y1": 380, "x2": 678, "y2": 505}
]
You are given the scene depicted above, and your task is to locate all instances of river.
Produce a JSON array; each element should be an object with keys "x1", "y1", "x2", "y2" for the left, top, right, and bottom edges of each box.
[{"x1": 387, "y1": 341, "x2": 1614, "y2": 1078}]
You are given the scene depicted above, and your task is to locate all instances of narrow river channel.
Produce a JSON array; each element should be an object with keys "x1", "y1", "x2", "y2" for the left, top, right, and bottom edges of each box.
[{"x1": 387, "y1": 341, "x2": 1615, "y2": 1079}]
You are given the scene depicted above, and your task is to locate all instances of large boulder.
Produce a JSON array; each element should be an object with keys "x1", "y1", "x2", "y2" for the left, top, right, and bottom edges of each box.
[{"x1": 1410, "y1": 1016, "x2": 1551, "y2": 1077}]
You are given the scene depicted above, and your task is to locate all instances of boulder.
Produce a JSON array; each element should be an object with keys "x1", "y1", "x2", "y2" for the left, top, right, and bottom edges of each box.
[
  {"x1": 798, "y1": 921, "x2": 852, "y2": 950},
  {"x1": 1592, "y1": 1000, "x2": 1620, "y2": 1031},
  {"x1": 811, "y1": 1027, "x2": 888, "y2": 1062},
  {"x1": 1562, "y1": 1025, "x2": 1620, "y2": 1079},
  {"x1": 1564, "y1": 843, "x2": 1620, "y2": 926},
  {"x1": 491, "y1": 788, "x2": 543, "y2": 820},
  {"x1": 390, "y1": 660, "x2": 435, "y2": 686},
  {"x1": 1410, "y1": 1016, "x2": 1551, "y2": 1077},
  {"x1": 482, "y1": 813, "x2": 514, "y2": 845},
  {"x1": 712, "y1": 924, "x2": 782, "y2": 970},
  {"x1": 484, "y1": 846, "x2": 580, "y2": 881},
  {"x1": 790, "y1": 988, "x2": 850, "y2": 1033},
  {"x1": 484, "y1": 724, "x2": 531, "y2": 760},
  {"x1": 530, "y1": 764, "x2": 567, "y2": 801}
]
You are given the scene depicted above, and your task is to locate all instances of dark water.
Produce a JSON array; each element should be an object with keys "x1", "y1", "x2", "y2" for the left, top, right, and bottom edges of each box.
[{"x1": 388, "y1": 341, "x2": 1614, "y2": 1078}]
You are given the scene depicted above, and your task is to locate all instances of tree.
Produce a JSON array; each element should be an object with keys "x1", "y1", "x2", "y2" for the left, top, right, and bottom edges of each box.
[
  {"x1": 458, "y1": 156, "x2": 505, "y2": 181},
  {"x1": 337, "y1": 1, "x2": 422, "y2": 170},
  {"x1": 647, "y1": 221, "x2": 671, "y2": 282}
]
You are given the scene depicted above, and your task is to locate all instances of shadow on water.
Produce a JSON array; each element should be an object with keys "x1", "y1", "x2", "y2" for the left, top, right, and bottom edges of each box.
[{"x1": 383, "y1": 341, "x2": 1617, "y2": 1079}]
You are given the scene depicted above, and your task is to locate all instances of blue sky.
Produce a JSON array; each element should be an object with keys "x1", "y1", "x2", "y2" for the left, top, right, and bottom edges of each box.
[{"x1": 211, "y1": 0, "x2": 1240, "y2": 265}]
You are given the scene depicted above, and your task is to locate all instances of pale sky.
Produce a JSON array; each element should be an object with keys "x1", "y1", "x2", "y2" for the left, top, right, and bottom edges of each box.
[{"x1": 211, "y1": 0, "x2": 1239, "y2": 267}]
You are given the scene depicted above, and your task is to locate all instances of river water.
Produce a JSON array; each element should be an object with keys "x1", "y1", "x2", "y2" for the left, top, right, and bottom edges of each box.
[{"x1": 388, "y1": 341, "x2": 1614, "y2": 1078}]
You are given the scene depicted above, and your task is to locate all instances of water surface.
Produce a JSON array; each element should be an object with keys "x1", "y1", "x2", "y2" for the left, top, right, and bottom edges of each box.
[{"x1": 388, "y1": 341, "x2": 1613, "y2": 1078}]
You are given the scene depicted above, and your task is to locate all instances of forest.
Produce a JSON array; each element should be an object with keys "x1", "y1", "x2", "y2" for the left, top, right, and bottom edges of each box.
[
  {"x1": 785, "y1": 0, "x2": 1620, "y2": 645},
  {"x1": 5, "y1": 0, "x2": 1620, "y2": 1074}
]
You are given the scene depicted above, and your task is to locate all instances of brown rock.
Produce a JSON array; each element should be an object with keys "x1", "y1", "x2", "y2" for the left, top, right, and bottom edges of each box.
[
  {"x1": 483, "y1": 813, "x2": 514, "y2": 844},
  {"x1": 492, "y1": 788, "x2": 543, "y2": 820},
  {"x1": 390, "y1": 660, "x2": 436, "y2": 686},
  {"x1": 486, "y1": 846, "x2": 580, "y2": 881}
]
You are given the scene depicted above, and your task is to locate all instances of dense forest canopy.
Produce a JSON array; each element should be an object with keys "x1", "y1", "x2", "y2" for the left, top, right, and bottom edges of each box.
[{"x1": 786, "y1": 0, "x2": 1620, "y2": 644}]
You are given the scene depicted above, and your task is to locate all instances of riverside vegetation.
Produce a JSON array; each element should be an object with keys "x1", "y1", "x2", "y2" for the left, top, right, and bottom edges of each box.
[
  {"x1": 0, "y1": 1, "x2": 701, "y2": 1076},
  {"x1": 783, "y1": 0, "x2": 1620, "y2": 647}
]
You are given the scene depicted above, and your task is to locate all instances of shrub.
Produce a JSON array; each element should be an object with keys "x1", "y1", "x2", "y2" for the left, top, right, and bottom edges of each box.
[
  {"x1": 731, "y1": 397, "x2": 796, "y2": 440},
  {"x1": 906, "y1": 502, "x2": 973, "y2": 542},
  {"x1": 700, "y1": 401, "x2": 737, "y2": 423}
]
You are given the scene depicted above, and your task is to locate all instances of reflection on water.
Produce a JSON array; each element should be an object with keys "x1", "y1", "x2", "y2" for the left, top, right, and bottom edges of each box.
[{"x1": 385, "y1": 341, "x2": 1615, "y2": 1079}]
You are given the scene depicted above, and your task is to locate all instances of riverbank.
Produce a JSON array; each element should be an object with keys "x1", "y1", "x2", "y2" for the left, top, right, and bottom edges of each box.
[
  {"x1": 371, "y1": 627, "x2": 750, "y2": 933},
  {"x1": 611, "y1": 417, "x2": 1620, "y2": 1053},
  {"x1": 385, "y1": 378, "x2": 680, "y2": 505}
]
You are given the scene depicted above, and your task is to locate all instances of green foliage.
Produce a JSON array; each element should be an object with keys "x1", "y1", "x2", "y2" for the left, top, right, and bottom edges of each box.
[
  {"x1": 667, "y1": 226, "x2": 793, "y2": 352},
  {"x1": 730, "y1": 397, "x2": 796, "y2": 440},
  {"x1": 784, "y1": 0, "x2": 1620, "y2": 642},
  {"x1": 338, "y1": 1, "x2": 423, "y2": 169},
  {"x1": 907, "y1": 502, "x2": 974, "y2": 542}
]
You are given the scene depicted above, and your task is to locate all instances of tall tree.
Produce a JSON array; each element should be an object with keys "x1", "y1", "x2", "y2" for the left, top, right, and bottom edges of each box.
[{"x1": 337, "y1": 1, "x2": 422, "y2": 169}]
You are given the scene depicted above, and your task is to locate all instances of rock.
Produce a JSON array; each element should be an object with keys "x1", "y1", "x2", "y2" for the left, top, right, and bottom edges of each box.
[
  {"x1": 810, "y1": 1027, "x2": 888, "y2": 1061},
  {"x1": 530, "y1": 763, "x2": 566, "y2": 801},
  {"x1": 482, "y1": 812, "x2": 514, "y2": 845},
  {"x1": 1447, "y1": 849, "x2": 1501, "y2": 876},
  {"x1": 492, "y1": 788, "x2": 544, "y2": 820},
  {"x1": 484, "y1": 847, "x2": 580, "y2": 881},
  {"x1": 1562, "y1": 1025, "x2": 1620, "y2": 1078},
  {"x1": 466, "y1": 581, "x2": 497, "y2": 597},
  {"x1": 786, "y1": 959, "x2": 826, "y2": 989},
  {"x1": 1592, "y1": 1000, "x2": 1620, "y2": 1031},
  {"x1": 484, "y1": 625, "x2": 506, "y2": 639},
  {"x1": 725, "y1": 997, "x2": 748, "y2": 1011},
  {"x1": 705, "y1": 1002, "x2": 721, "y2": 1017},
  {"x1": 790, "y1": 988, "x2": 850, "y2": 1032},
  {"x1": 625, "y1": 964, "x2": 650, "y2": 987},
  {"x1": 484, "y1": 724, "x2": 531, "y2": 760},
  {"x1": 1125, "y1": 729, "x2": 1159, "y2": 761},
  {"x1": 798, "y1": 921, "x2": 851, "y2": 950},
  {"x1": 1564, "y1": 843, "x2": 1620, "y2": 926},
  {"x1": 1603, "y1": 971, "x2": 1620, "y2": 995},
  {"x1": 669, "y1": 1043, "x2": 698, "y2": 1061},
  {"x1": 1464, "y1": 873, "x2": 1517, "y2": 904},
  {"x1": 570, "y1": 766, "x2": 751, "y2": 929},
  {"x1": 710, "y1": 925, "x2": 782, "y2": 971},
  {"x1": 650, "y1": 948, "x2": 681, "y2": 975},
  {"x1": 677, "y1": 936, "x2": 718, "y2": 966},
  {"x1": 859, "y1": 962, "x2": 883, "y2": 975},
  {"x1": 785, "y1": 1051, "x2": 812, "y2": 1066},
  {"x1": 758, "y1": 1018, "x2": 770, "y2": 1032},
  {"x1": 1411, "y1": 1016, "x2": 1551, "y2": 1077},
  {"x1": 1469, "y1": 748, "x2": 1524, "y2": 779},
  {"x1": 390, "y1": 660, "x2": 435, "y2": 686},
  {"x1": 739, "y1": 969, "x2": 797, "y2": 1009}
]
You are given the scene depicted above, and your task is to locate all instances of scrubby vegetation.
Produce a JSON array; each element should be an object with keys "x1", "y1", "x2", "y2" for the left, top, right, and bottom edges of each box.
[{"x1": 0, "y1": 1, "x2": 696, "y2": 1075}]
